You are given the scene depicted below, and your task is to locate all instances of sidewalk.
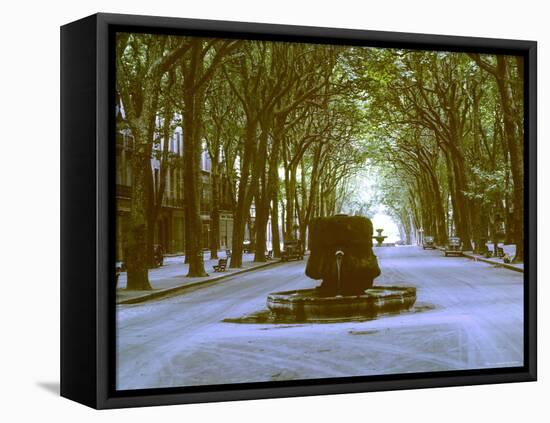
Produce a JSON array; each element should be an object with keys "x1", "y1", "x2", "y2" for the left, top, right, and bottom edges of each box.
[
  {"x1": 461, "y1": 251, "x2": 524, "y2": 273},
  {"x1": 117, "y1": 252, "x2": 281, "y2": 304},
  {"x1": 434, "y1": 245, "x2": 523, "y2": 273}
]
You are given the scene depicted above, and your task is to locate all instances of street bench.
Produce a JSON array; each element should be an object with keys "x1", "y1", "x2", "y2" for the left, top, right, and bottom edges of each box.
[
  {"x1": 213, "y1": 258, "x2": 228, "y2": 272},
  {"x1": 265, "y1": 250, "x2": 273, "y2": 260}
]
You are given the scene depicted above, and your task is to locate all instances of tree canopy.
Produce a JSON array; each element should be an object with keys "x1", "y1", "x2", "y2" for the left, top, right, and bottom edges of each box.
[{"x1": 116, "y1": 33, "x2": 525, "y2": 290}]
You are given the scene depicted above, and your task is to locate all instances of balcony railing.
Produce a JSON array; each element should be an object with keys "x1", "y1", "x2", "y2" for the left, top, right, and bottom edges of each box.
[{"x1": 116, "y1": 184, "x2": 229, "y2": 214}]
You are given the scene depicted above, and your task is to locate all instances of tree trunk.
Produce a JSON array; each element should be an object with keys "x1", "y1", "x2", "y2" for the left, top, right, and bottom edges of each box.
[
  {"x1": 145, "y1": 167, "x2": 156, "y2": 267},
  {"x1": 271, "y1": 190, "x2": 281, "y2": 257},
  {"x1": 285, "y1": 165, "x2": 297, "y2": 241},
  {"x1": 209, "y1": 162, "x2": 220, "y2": 260},
  {"x1": 229, "y1": 122, "x2": 258, "y2": 268},
  {"x1": 443, "y1": 145, "x2": 473, "y2": 250},
  {"x1": 254, "y1": 201, "x2": 269, "y2": 262},
  {"x1": 126, "y1": 135, "x2": 153, "y2": 290},
  {"x1": 184, "y1": 205, "x2": 190, "y2": 263},
  {"x1": 427, "y1": 170, "x2": 447, "y2": 245},
  {"x1": 496, "y1": 56, "x2": 524, "y2": 262},
  {"x1": 252, "y1": 124, "x2": 270, "y2": 262},
  {"x1": 230, "y1": 209, "x2": 246, "y2": 268},
  {"x1": 116, "y1": 35, "x2": 192, "y2": 290},
  {"x1": 182, "y1": 43, "x2": 207, "y2": 277}
]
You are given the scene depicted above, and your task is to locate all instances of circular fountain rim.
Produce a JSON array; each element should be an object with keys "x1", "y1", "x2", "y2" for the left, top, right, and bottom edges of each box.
[
  {"x1": 267, "y1": 286, "x2": 416, "y2": 303},
  {"x1": 266, "y1": 285, "x2": 417, "y2": 322}
]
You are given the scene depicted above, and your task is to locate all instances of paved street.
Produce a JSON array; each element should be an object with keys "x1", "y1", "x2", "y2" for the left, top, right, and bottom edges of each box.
[{"x1": 116, "y1": 246, "x2": 524, "y2": 390}]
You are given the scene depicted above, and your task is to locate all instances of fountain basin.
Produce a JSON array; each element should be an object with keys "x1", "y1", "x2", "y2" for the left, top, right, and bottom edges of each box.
[{"x1": 267, "y1": 286, "x2": 416, "y2": 321}]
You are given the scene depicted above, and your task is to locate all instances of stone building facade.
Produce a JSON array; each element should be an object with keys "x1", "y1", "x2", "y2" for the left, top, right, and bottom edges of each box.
[{"x1": 115, "y1": 123, "x2": 234, "y2": 261}]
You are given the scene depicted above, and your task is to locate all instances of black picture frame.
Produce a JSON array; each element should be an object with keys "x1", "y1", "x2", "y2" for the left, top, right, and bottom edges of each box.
[{"x1": 61, "y1": 12, "x2": 537, "y2": 409}]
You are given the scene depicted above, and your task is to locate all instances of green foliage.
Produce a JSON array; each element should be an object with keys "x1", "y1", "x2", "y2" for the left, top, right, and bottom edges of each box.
[{"x1": 116, "y1": 33, "x2": 524, "y2": 266}]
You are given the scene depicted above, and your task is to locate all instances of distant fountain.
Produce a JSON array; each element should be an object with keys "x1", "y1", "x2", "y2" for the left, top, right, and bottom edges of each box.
[
  {"x1": 265, "y1": 215, "x2": 416, "y2": 321},
  {"x1": 373, "y1": 228, "x2": 387, "y2": 246}
]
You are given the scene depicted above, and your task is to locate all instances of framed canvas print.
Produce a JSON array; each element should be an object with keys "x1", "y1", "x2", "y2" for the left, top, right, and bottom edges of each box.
[{"x1": 60, "y1": 13, "x2": 537, "y2": 409}]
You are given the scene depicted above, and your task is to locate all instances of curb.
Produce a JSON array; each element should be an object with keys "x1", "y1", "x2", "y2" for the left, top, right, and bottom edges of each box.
[
  {"x1": 461, "y1": 252, "x2": 524, "y2": 273},
  {"x1": 117, "y1": 259, "x2": 283, "y2": 305},
  {"x1": 434, "y1": 246, "x2": 523, "y2": 273},
  {"x1": 163, "y1": 252, "x2": 184, "y2": 258}
]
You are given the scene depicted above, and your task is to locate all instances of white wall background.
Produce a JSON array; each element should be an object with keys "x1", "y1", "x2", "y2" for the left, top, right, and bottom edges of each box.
[{"x1": 0, "y1": 0, "x2": 546, "y2": 420}]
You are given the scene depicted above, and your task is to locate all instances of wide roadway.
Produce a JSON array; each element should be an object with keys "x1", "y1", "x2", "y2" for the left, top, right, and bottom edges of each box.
[{"x1": 116, "y1": 246, "x2": 524, "y2": 390}]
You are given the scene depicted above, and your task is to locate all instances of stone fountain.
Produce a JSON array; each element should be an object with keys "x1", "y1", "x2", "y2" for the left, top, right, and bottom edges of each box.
[
  {"x1": 266, "y1": 215, "x2": 416, "y2": 321},
  {"x1": 373, "y1": 228, "x2": 387, "y2": 247}
]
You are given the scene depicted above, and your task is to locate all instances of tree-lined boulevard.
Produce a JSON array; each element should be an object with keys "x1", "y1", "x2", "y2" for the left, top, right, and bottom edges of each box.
[
  {"x1": 116, "y1": 35, "x2": 525, "y2": 291},
  {"x1": 116, "y1": 246, "x2": 523, "y2": 390}
]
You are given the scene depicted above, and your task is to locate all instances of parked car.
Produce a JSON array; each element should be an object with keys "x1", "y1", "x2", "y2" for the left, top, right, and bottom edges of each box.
[
  {"x1": 281, "y1": 240, "x2": 304, "y2": 262},
  {"x1": 444, "y1": 237, "x2": 462, "y2": 257},
  {"x1": 423, "y1": 236, "x2": 435, "y2": 250}
]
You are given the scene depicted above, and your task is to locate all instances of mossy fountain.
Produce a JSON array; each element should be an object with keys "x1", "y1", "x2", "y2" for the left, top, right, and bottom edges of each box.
[{"x1": 266, "y1": 215, "x2": 416, "y2": 321}]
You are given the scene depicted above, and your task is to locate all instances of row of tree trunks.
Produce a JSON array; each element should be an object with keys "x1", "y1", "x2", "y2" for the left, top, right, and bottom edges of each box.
[
  {"x1": 496, "y1": 56, "x2": 524, "y2": 262},
  {"x1": 468, "y1": 54, "x2": 524, "y2": 262},
  {"x1": 230, "y1": 121, "x2": 259, "y2": 268}
]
